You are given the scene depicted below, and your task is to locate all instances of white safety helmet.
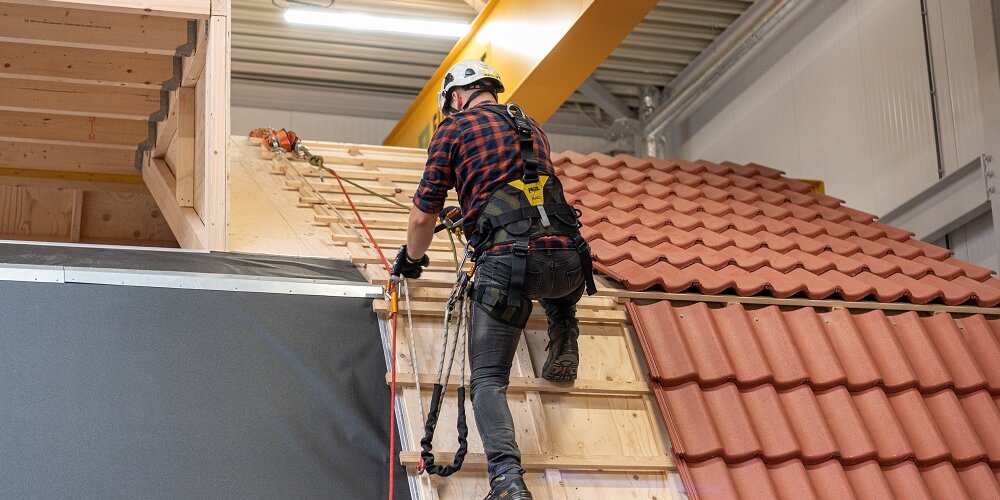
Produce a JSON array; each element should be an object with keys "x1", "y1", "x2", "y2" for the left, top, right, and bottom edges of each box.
[{"x1": 436, "y1": 59, "x2": 505, "y2": 116}]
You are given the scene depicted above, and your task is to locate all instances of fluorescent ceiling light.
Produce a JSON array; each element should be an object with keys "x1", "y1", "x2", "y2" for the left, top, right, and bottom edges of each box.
[{"x1": 284, "y1": 8, "x2": 469, "y2": 38}]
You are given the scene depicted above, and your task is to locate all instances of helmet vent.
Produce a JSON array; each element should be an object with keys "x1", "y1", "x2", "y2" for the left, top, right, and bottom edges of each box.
[{"x1": 464, "y1": 68, "x2": 476, "y2": 77}]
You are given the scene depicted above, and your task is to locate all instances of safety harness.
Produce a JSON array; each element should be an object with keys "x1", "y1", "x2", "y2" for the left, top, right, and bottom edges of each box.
[{"x1": 468, "y1": 104, "x2": 598, "y2": 312}]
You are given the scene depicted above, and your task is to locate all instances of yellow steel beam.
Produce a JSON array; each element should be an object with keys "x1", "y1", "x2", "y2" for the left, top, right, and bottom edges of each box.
[{"x1": 384, "y1": 0, "x2": 658, "y2": 148}]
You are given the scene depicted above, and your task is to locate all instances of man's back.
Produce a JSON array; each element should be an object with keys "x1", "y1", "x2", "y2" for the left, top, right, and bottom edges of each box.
[{"x1": 413, "y1": 105, "x2": 553, "y2": 238}]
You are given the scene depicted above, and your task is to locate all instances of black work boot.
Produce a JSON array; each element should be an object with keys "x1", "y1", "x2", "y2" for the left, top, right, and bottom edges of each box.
[
  {"x1": 541, "y1": 320, "x2": 579, "y2": 382},
  {"x1": 484, "y1": 474, "x2": 533, "y2": 500}
]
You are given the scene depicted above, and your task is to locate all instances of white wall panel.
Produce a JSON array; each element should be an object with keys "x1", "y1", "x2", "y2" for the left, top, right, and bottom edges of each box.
[
  {"x1": 669, "y1": 0, "x2": 938, "y2": 216},
  {"x1": 947, "y1": 211, "x2": 997, "y2": 271},
  {"x1": 231, "y1": 106, "x2": 397, "y2": 144},
  {"x1": 926, "y1": 0, "x2": 1000, "y2": 272},
  {"x1": 927, "y1": 0, "x2": 988, "y2": 173},
  {"x1": 546, "y1": 133, "x2": 611, "y2": 155}
]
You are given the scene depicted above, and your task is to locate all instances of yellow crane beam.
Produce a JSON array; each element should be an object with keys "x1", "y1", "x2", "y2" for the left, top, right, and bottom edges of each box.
[{"x1": 384, "y1": 0, "x2": 658, "y2": 148}]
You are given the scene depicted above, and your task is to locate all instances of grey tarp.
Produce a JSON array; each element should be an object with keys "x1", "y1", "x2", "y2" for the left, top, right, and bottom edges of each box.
[{"x1": 0, "y1": 280, "x2": 407, "y2": 499}]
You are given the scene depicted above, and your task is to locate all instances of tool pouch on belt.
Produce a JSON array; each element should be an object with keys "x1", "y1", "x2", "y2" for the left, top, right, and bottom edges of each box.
[{"x1": 471, "y1": 267, "x2": 533, "y2": 328}]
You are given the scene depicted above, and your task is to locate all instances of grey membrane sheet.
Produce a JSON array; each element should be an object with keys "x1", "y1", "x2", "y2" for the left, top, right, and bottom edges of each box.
[{"x1": 0, "y1": 280, "x2": 407, "y2": 499}]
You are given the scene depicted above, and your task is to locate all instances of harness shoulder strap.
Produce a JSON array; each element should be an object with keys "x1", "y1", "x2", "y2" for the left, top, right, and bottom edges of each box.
[{"x1": 480, "y1": 104, "x2": 539, "y2": 183}]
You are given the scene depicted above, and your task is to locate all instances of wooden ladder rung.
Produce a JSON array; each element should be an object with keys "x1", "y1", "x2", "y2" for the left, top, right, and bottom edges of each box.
[
  {"x1": 372, "y1": 299, "x2": 629, "y2": 324},
  {"x1": 398, "y1": 452, "x2": 676, "y2": 473},
  {"x1": 388, "y1": 373, "x2": 651, "y2": 396}
]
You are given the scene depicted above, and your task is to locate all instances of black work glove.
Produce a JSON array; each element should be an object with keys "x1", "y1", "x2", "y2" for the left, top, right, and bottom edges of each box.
[{"x1": 392, "y1": 245, "x2": 430, "y2": 279}]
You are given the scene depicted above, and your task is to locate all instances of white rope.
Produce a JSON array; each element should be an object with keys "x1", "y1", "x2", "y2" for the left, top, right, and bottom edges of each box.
[{"x1": 401, "y1": 279, "x2": 426, "y2": 421}]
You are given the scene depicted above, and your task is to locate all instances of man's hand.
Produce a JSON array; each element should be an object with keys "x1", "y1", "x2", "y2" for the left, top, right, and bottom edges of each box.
[{"x1": 392, "y1": 245, "x2": 430, "y2": 279}]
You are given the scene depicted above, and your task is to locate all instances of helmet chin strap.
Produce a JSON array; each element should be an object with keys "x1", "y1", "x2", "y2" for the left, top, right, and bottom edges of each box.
[{"x1": 462, "y1": 89, "x2": 496, "y2": 110}]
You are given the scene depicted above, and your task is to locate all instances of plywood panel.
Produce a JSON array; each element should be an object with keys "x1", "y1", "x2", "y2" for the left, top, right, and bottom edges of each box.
[
  {"x1": 0, "y1": 184, "x2": 74, "y2": 237},
  {"x1": 80, "y1": 190, "x2": 175, "y2": 243},
  {"x1": 229, "y1": 138, "x2": 347, "y2": 258}
]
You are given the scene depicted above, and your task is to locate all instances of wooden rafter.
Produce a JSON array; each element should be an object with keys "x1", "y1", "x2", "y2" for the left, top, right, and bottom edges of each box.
[
  {"x1": 0, "y1": 110, "x2": 147, "y2": 147},
  {"x1": 0, "y1": 167, "x2": 144, "y2": 192},
  {"x1": 0, "y1": 42, "x2": 174, "y2": 88},
  {"x1": 0, "y1": 79, "x2": 160, "y2": 121},
  {"x1": 0, "y1": 2, "x2": 190, "y2": 55},
  {"x1": 13, "y1": 0, "x2": 211, "y2": 19},
  {"x1": 0, "y1": 140, "x2": 136, "y2": 175}
]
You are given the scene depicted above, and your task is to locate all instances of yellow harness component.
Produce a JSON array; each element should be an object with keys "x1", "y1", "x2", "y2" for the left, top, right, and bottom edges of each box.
[{"x1": 506, "y1": 175, "x2": 549, "y2": 206}]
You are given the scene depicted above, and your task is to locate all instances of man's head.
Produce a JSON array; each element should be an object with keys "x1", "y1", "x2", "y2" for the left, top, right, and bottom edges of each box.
[{"x1": 437, "y1": 59, "x2": 504, "y2": 116}]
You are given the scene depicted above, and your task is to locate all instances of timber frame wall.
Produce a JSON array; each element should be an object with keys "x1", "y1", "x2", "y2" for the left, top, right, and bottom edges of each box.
[
  {"x1": 140, "y1": 0, "x2": 231, "y2": 250},
  {"x1": 1, "y1": 0, "x2": 230, "y2": 250},
  {"x1": 236, "y1": 137, "x2": 686, "y2": 500}
]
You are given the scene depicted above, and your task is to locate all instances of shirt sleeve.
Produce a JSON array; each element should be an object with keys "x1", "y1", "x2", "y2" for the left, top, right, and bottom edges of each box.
[{"x1": 412, "y1": 117, "x2": 460, "y2": 215}]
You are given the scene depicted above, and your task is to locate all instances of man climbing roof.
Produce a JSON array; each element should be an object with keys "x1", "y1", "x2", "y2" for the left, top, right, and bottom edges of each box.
[{"x1": 393, "y1": 59, "x2": 597, "y2": 500}]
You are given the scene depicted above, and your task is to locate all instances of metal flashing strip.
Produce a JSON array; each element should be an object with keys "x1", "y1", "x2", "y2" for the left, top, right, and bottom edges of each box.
[
  {"x1": 0, "y1": 264, "x2": 65, "y2": 283},
  {"x1": 0, "y1": 264, "x2": 380, "y2": 298},
  {"x1": 0, "y1": 239, "x2": 209, "y2": 254}
]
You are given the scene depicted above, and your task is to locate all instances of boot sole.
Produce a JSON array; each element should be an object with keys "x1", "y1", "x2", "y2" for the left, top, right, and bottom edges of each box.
[{"x1": 541, "y1": 353, "x2": 578, "y2": 382}]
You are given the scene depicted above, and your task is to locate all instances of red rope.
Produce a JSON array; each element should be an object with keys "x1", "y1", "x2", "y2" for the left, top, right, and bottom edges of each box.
[{"x1": 325, "y1": 164, "x2": 397, "y2": 499}]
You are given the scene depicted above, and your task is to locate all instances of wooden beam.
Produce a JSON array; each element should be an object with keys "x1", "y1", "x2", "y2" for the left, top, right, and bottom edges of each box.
[
  {"x1": 389, "y1": 373, "x2": 651, "y2": 397},
  {"x1": 373, "y1": 299, "x2": 628, "y2": 324},
  {"x1": 333, "y1": 233, "x2": 455, "y2": 252},
  {"x1": 0, "y1": 110, "x2": 147, "y2": 146},
  {"x1": 143, "y1": 157, "x2": 206, "y2": 248},
  {"x1": 13, "y1": 0, "x2": 211, "y2": 19},
  {"x1": 601, "y1": 289, "x2": 1000, "y2": 316},
  {"x1": 153, "y1": 90, "x2": 178, "y2": 158},
  {"x1": 0, "y1": 140, "x2": 136, "y2": 175},
  {"x1": 170, "y1": 87, "x2": 195, "y2": 207},
  {"x1": 198, "y1": 13, "x2": 230, "y2": 250},
  {"x1": 0, "y1": 2, "x2": 190, "y2": 55},
  {"x1": 70, "y1": 189, "x2": 84, "y2": 242},
  {"x1": 0, "y1": 42, "x2": 174, "y2": 88},
  {"x1": 398, "y1": 452, "x2": 675, "y2": 473},
  {"x1": 285, "y1": 178, "x2": 405, "y2": 197},
  {"x1": 0, "y1": 166, "x2": 144, "y2": 191},
  {"x1": 0, "y1": 79, "x2": 160, "y2": 120},
  {"x1": 181, "y1": 20, "x2": 207, "y2": 87}
]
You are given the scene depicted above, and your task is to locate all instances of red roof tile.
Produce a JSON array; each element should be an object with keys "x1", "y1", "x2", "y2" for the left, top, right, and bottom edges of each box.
[
  {"x1": 631, "y1": 301, "x2": 1000, "y2": 499},
  {"x1": 554, "y1": 153, "x2": 1000, "y2": 306}
]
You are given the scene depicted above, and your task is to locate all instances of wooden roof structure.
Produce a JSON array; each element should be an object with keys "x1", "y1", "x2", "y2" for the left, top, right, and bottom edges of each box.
[
  {"x1": 0, "y1": 0, "x2": 230, "y2": 249},
  {"x1": 229, "y1": 135, "x2": 687, "y2": 499}
]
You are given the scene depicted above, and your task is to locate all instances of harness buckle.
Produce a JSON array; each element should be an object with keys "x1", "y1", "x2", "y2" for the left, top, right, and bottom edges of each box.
[{"x1": 512, "y1": 240, "x2": 530, "y2": 257}]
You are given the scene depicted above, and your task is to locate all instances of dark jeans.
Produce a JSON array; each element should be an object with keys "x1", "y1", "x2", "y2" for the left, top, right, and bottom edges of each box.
[{"x1": 469, "y1": 249, "x2": 585, "y2": 480}]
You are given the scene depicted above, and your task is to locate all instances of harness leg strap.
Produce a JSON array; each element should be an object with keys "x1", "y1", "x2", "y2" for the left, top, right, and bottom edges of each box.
[
  {"x1": 573, "y1": 235, "x2": 598, "y2": 296},
  {"x1": 506, "y1": 239, "x2": 530, "y2": 307}
]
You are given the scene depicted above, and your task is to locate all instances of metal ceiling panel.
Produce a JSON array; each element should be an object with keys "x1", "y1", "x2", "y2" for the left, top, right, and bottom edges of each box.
[{"x1": 231, "y1": 0, "x2": 756, "y2": 127}]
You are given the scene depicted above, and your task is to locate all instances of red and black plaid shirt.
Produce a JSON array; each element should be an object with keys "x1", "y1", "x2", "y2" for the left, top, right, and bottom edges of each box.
[{"x1": 413, "y1": 104, "x2": 573, "y2": 254}]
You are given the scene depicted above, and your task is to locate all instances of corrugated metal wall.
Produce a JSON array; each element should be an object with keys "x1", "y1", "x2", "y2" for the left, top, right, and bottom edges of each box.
[
  {"x1": 666, "y1": 0, "x2": 939, "y2": 217},
  {"x1": 926, "y1": 0, "x2": 1000, "y2": 271}
]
